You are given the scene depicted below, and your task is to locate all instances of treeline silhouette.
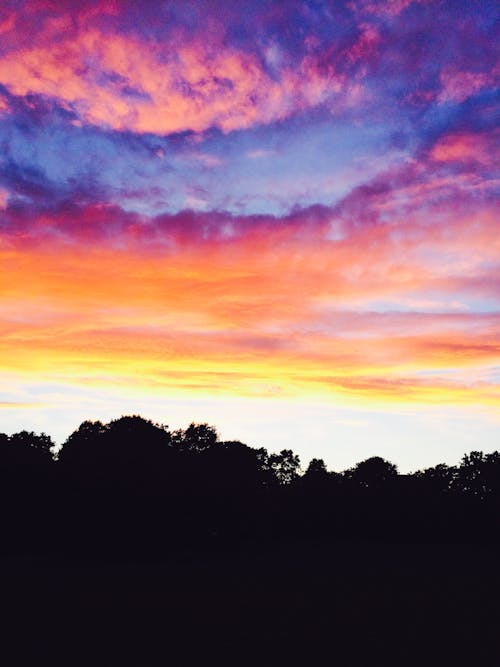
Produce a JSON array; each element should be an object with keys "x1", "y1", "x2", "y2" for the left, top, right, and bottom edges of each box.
[{"x1": 1, "y1": 414, "x2": 499, "y2": 559}]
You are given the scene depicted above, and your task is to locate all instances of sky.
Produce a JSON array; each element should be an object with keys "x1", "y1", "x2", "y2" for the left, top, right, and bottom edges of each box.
[{"x1": 0, "y1": 0, "x2": 498, "y2": 472}]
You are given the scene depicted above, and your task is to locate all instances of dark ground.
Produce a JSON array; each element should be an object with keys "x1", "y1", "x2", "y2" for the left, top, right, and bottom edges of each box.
[{"x1": 1, "y1": 540, "x2": 498, "y2": 666}]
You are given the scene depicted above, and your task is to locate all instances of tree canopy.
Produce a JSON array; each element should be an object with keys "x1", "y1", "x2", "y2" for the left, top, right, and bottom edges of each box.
[{"x1": 0, "y1": 415, "x2": 499, "y2": 558}]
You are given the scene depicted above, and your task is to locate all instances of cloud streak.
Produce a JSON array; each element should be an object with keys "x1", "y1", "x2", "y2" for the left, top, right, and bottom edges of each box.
[{"x1": 1, "y1": 154, "x2": 498, "y2": 405}]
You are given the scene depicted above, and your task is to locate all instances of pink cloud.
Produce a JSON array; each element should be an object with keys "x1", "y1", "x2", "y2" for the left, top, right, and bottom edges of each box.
[
  {"x1": 0, "y1": 92, "x2": 9, "y2": 114},
  {"x1": 246, "y1": 149, "x2": 276, "y2": 160},
  {"x1": 0, "y1": 188, "x2": 8, "y2": 209},
  {"x1": 0, "y1": 10, "x2": 15, "y2": 36},
  {"x1": 344, "y1": 23, "x2": 380, "y2": 63},
  {"x1": 430, "y1": 130, "x2": 498, "y2": 166},
  {"x1": 0, "y1": 22, "x2": 348, "y2": 135},
  {"x1": 350, "y1": 0, "x2": 429, "y2": 18},
  {"x1": 438, "y1": 67, "x2": 497, "y2": 104}
]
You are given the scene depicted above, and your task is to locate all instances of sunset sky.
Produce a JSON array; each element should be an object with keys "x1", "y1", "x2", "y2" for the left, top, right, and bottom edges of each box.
[{"x1": 0, "y1": 0, "x2": 498, "y2": 471}]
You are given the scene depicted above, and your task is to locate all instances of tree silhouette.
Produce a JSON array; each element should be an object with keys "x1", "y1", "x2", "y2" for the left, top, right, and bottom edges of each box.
[
  {"x1": 0, "y1": 430, "x2": 54, "y2": 465},
  {"x1": 1, "y1": 413, "x2": 500, "y2": 562},
  {"x1": 59, "y1": 416, "x2": 171, "y2": 468},
  {"x1": 203, "y1": 440, "x2": 271, "y2": 494},
  {"x1": 454, "y1": 451, "x2": 500, "y2": 499},
  {"x1": 171, "y1": 422, "x2": 218, "y2": 452},
  {"x1": 301, "y1": 458, "x2": 333, "y2": 492},
  {"x1": 268, "y1": 449, "x2": 301, "y2": 485},
  {"x1": 57, "y1": 420, "x2": 107, "y2": 466},
  {"x1": 482, "y1": 451, "x2": 500, "y2": 498},
  {"x1": 414, "y1": 462, "x2": 457, "y2": 495},
  {"x1": 344, "y1": 456, "x2": 397, "y2": 490},
  {"x1": 305, "y1": 458, "x2": 328, "y2": 477}
]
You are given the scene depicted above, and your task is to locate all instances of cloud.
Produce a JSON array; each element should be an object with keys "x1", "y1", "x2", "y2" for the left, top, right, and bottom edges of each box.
[
  {"x1": 430, "y1": 130, "x2": 498, "y2": 166},
  {"x1": 350, "y1": 0, "x2": 429, "y2": 18},
  {"x1": 1, "y1": 125, "x2": 497, "y2": 300},
  {"x1": 0, "y1": 0, "x2": 498, "y2": 409},
  {"x1": 0, "y1": 401, "x2": 41, "y2": 408},
  {"x1": 438, "y1": 67, "x2": 498, "y2": 104},
  {"x1": 0, "y1": 22, "x2": 347, "y2": 135},
  {"x1": 246, "y1": 149, "x2": 276, "y2": 160},
  {"x1": 0, "y1": 0, "x2": 496, "y2": 143},
  {"x1": 1, "y1": 142, "x2": 498, "y2": 408}
]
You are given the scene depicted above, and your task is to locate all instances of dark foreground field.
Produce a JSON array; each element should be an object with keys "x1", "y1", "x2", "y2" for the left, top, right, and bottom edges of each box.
[{"x1": 1, "y1": 540, "x2": 498, "y2": 667}]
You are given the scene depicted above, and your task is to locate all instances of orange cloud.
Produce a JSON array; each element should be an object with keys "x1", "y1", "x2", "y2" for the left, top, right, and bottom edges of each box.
[
  {"x1": 0, "y1": 402, "x2": 41, "y2": 409},
  {"x1": 1, "y1": 196, "x2": 498, "y2": 407}
]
